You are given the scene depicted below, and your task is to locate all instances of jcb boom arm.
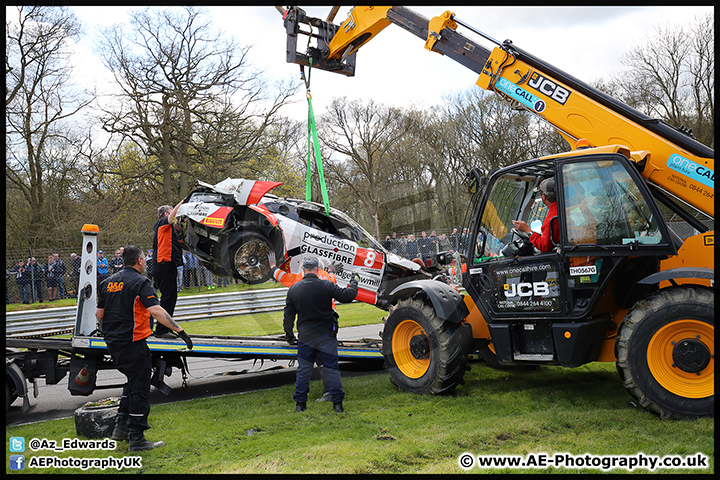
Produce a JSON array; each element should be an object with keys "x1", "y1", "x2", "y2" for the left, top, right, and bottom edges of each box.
[{"x1": 281, "y1": 6, "x2": 714, "y2": 220}]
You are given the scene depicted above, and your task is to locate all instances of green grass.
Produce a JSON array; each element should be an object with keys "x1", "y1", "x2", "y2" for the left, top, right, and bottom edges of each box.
[
  {"x1": 5, "y1": 283, "x2": 714, "y2": 474},
  {"x1": 6, "y1": 362, "x2": 714, "y2": 474},
  {"x1": 5, "y1": 281, "x2": 279, "y2": 312},
  {"x1": 181, "y1": 301, "x2": 384, "y2": 337},
  {"x1": 5, "y1": 297, "x2": 78, "y2": 312}
]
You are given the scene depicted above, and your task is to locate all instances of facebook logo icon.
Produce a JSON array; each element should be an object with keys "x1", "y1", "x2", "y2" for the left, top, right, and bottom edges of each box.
[{"x1": 10, "y1": 455, "x2": 25, "y2": 470}]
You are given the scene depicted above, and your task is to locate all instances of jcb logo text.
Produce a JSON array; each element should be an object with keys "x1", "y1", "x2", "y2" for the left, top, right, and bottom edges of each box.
[
  {"x1": 504, "y1": 281, "x2": 550, "y2": 297},
  {"x1": 527, "y1": 72, "x2": 571, "y2": 105}
]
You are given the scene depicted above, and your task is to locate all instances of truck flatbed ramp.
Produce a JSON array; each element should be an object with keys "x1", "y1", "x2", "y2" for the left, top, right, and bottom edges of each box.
[{"x1": 62, "y1": 334, "x2": 383, "y2": 360}]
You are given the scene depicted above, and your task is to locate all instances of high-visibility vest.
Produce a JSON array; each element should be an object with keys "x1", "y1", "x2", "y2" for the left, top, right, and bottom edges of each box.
[{"x1": 274, "y1": 268, "x2": 338, "y2": 310}]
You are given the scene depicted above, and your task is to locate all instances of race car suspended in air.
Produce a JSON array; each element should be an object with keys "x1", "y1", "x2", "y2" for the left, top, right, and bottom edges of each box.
[{"x1": 174, "y1": 178, "x2": 451, "y2": 308}]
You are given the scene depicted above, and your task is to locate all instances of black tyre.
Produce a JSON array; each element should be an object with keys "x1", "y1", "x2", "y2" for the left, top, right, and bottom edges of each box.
[
  {"x1": 221, "y1": 232, "x2": 275, "y2": 284},
  {"x1": 6, "y1": 349, "x2": 21, "y2": 413},
  {"x1": 74, "y1": 398, "x2": 120, "y2": 439},
  {"x1": 479, "y1": 344, "x2": 505, "y2": 369},
  {"x1": 616, "y1": 286, "x2": 714, "y2": 420},
  {"x1": 381, "y1": 297, "x2": 472, "y2": 394},
  {"x1": 6, "y1": 379, "x2": 16, "y2": 413}
]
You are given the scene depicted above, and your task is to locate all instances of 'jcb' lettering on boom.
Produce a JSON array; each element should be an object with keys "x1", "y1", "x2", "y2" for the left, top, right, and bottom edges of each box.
[{"x1": 527, "y1": 72, "x2": 571, "y2": 105}]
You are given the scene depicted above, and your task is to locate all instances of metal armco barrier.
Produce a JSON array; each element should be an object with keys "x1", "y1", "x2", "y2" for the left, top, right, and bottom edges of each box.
[{"x1": 6, "y1": 287, "x2": 290, "y2": 337}]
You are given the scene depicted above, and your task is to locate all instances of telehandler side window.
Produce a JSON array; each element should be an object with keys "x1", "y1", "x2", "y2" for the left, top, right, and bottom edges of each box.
[
  {"x1": 561, "y1": 160, "x2": 662, "y2": 246},
  {"x1": 476, "y1": 177, "x2": 526, "y2": 258}
]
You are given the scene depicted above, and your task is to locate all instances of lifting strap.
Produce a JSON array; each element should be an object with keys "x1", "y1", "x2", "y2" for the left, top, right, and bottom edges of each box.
[{"x1": 301, "y1": 59, "x2": 331, "y2": 216}]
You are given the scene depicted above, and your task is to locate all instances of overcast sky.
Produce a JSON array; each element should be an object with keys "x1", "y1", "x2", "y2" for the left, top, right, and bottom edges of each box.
[{"x1": 62, "y1": 6, "x2": 714, "y2": 122}]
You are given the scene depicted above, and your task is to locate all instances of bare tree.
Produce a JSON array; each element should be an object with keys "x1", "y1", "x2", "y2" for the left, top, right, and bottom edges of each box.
[
  {"x1": 687, "y1": 14, "x2": 714, "y2": 147},
  {"x1": 319, "y1": 91, "x2": 566, "y2": 237},
  {"x1": 412, "y1": 89, "x2": 564, "y2": 230},
  {"x1": 96, "y1": 6, "x2": 297, "y2": 202},
  {"x1": 380, "y1": 108, "x2": 442, "y2": 235},
  {"x1": 614, "y1": 13, "x2": 714, "y2": 147},
  {"x1": 320, "y1": 97, "x2": 415, "y2": 239},
  {"x1": 5, "y1": 6, "x2": 93, "y2": 248}
]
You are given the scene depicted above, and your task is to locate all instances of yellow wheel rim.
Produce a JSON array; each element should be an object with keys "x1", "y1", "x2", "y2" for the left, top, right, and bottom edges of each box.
[
  {"x1": 647, "y1": 319, "x2": 714, "y2": 399},
  {"x1": 392, "y1": 319, "x2": 430, "y2": 379}
]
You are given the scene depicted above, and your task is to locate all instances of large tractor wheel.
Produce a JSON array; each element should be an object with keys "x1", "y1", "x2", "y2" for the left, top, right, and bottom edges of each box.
[
  {"x1": 616, "y1": 286, "x2": 714, "y2": 420},
  {"x1": 220, "y1": 232, "x2": 275, "y2": 284},
  {"x1": 381, "y1": 297, "x2": 472, "y2": 394}
]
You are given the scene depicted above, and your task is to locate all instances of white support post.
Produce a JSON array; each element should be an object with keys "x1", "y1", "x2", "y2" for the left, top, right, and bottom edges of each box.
[{"x1": 74, "y1": 224, "x2": 99, "y2": 336}]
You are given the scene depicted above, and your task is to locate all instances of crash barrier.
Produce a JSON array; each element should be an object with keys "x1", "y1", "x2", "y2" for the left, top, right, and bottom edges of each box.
[{"x1": 5, "y1": 287, "x2": 290, "y2": 337}]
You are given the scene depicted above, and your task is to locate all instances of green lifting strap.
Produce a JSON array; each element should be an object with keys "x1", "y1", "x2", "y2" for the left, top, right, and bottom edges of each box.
[{"x1": 302, "y1": 59, "x2": 331, "y2": 216}]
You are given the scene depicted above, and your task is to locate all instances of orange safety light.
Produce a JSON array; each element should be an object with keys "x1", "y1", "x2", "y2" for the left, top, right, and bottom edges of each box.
[{"x1": 576, "y1": 139, "x2": 590, "y2": 149}]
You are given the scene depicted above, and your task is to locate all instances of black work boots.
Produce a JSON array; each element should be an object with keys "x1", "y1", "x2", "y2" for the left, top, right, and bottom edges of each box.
[
  {"x1": 112, "y1": 415, "x2": 164, "y2": 451},
  {"x1": 295, "y1": 401, "x2": 343, "y2": 412},
  {"x1": 111, "y1": 415, "x2": 129, "y2": 441},
  {"x1": 128, "y1": 429, "x2": 166, "y2": 452}
]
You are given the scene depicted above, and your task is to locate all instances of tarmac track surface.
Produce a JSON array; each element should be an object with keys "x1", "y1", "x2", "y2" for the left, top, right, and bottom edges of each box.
[{"x1": 6, "y1": 324, "x2": 385, "y2": 426}]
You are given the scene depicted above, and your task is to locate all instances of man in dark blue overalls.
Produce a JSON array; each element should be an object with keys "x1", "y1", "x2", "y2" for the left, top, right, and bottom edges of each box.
[{"x1": 283, "y1": 256, "x2": 358, "y2": 413}]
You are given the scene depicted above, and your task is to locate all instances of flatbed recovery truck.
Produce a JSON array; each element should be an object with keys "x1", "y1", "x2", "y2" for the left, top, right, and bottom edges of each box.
[{"x1": 5, "y1": 225, "x2": 382, "y2": 414}]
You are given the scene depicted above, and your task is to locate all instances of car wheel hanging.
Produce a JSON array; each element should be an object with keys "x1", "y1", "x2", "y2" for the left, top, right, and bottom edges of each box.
[{"x1": 220, "y1": 231, "x2": 275, "y2": 284}]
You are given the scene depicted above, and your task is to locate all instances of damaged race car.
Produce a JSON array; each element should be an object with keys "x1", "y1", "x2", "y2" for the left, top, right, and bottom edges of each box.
[{"x1": 174, "y1": 178, "x2": 450, "y2": 308}]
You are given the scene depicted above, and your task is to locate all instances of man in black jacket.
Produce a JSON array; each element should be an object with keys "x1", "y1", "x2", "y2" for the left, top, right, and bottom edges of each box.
[
  {"x1": 283, "y1": 256, "x2": 358, "y2": 413},
  {"x1": 52, "y1": 253, "x2": 66, "y2": 299},
  {"x1": 68, "y1": 253, "x2": 81, "y2": 297},
  {"x1": 96, "y1": 245, "x2": 192, "y2": 451},
  {"x1": 11, "y1": 260, "x2": 31, "y2": 304},
  {"x1": 29, "y1": 257, "x2": 43, "y2": 303}
]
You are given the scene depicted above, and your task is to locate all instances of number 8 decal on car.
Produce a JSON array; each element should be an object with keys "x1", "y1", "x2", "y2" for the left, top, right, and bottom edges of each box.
[{"x1": 355, "y1": 248, "x2": 384, "y2": 270}]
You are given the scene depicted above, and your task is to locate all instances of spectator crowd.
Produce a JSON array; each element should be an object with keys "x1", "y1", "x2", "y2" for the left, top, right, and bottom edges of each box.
[
  {"x1": 6, "y1": 248, "x2": 234, "y2": 305},
  {"x1": 381, "y1": 227, "x2": 472, "y2": 266}
]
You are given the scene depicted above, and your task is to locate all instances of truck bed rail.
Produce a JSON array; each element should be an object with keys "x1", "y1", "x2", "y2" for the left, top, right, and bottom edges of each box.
[{"x1": 5, "y1": 334, "x2": 383, "y2": 360}]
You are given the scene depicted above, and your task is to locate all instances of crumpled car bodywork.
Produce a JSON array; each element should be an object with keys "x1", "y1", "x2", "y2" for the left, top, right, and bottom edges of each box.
[{"x1": 175, "y1": 178, "x2": 439, "y2": 308}]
